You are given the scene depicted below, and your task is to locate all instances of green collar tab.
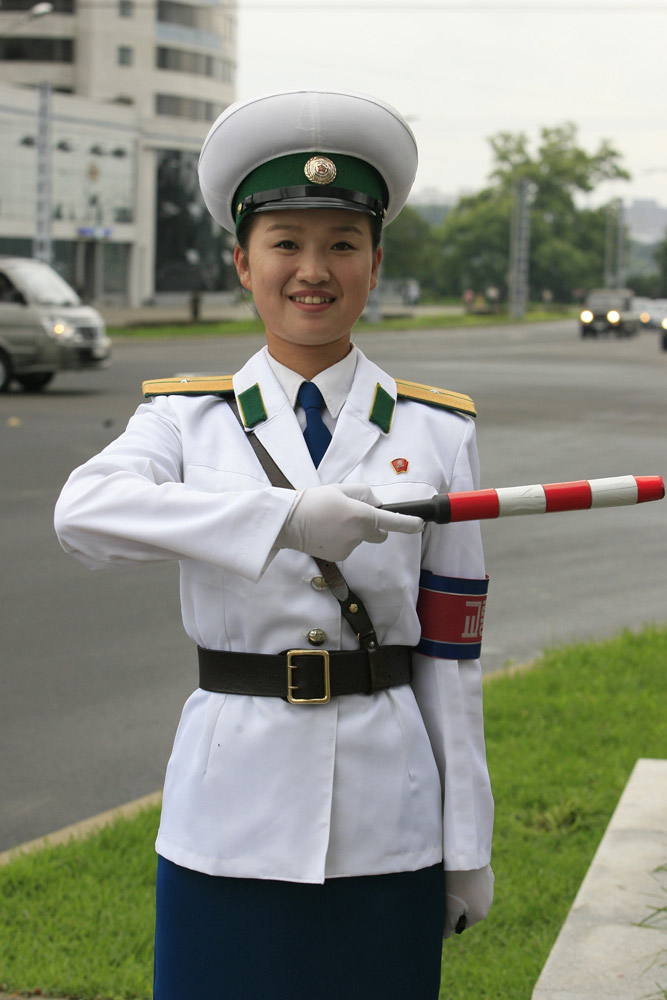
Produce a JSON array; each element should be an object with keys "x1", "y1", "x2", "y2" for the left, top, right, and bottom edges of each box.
[
  {"x1": 238, "y1": 383, "x2": 267, "y2": 428},
  {"x1": 369, "y1": 383, "x2": 395, "y2": 433}
]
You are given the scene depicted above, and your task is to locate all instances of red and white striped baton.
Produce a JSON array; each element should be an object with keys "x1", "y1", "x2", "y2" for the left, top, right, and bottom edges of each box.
[{"x1": 381, "y1": 475, "x2": 665, "y2": 524}]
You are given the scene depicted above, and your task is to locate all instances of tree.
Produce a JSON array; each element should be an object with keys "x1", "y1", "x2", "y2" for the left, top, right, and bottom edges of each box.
[
  {"x1": 432, "y1": 187, "x2": 512, "y2": 298},
  {"x1": 654, "y1": 236, "x2": 667, "y2": 296},
  {"x1": 380, "y1": 204, "x2": 438, "y2": 290},
  {"x1": 434, "y1": 123, "x2": 630, "y2": 302}
]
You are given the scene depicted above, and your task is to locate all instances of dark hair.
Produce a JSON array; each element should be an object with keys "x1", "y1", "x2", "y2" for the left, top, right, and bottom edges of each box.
[{"x1": 236, "y1": 210, "x2": 383, "y2": 253}]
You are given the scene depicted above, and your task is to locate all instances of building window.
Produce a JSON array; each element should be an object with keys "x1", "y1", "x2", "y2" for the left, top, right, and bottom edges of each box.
[
  {"x1": 157, "y1": 0, "x2": 214, "y2": 33},
  {"x1": 118, "y1": 0, "x2": 134, "y2": 15},
  {"x1": 156, "y1": 46, "x2": 233, "y2": 81},
  {"x1": 0, "y1": 37, "x2": 74, "y2": 61},
  {"x1": 155, "y1": 94, "x2": 218, "y2": 121},
  {"x1": 118, "y1": 45, "x2": 133, "y2": 65}
]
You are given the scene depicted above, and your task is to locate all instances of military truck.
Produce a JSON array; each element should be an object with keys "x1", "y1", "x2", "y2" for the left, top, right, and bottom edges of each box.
[{"x1": 579, "y1": 289, "x2": 640, "y2": 339}]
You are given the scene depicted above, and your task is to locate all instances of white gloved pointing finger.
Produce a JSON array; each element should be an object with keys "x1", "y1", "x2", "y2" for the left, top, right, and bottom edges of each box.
[{"x1": 277, "y1": 484, "x2": 423, "y2": 562}]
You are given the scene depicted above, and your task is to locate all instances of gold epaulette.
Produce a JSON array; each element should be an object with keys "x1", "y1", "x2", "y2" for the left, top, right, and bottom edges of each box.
[
  {"x1": 142, "y1": 375, "x2": 235, "y2": 398},
  {"x1": 141, "y1": 374, "x2": 476, "y2": 417},
  {"x1": 395, "y1": 378, "x2": 476, "y2": 418}
]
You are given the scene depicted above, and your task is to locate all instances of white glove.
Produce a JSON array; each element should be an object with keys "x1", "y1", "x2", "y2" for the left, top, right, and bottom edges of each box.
[
  {"x1": 443, "y1": 865, "x2": 494, "y2": 938},
  {"x1": 277, "y1": 484, "x2": 423, "y2": 562}
]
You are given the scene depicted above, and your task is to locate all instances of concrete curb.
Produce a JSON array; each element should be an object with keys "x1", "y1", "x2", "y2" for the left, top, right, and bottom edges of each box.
[
  {"x1": 0, "y1": 792, "x2": 161, "y2": 999},
  {"x1": 532, "y1": 758, "x2": 667, "y2": 999},
  {"x1": 0, "y1": 993, "x2": 69, "y2": 999},
  {"x1": 0, "y1": 994, "x2": 68, "y2": 999},
  {"x1": 0, "y1": 791, "x2": 161, "y2": 867}
]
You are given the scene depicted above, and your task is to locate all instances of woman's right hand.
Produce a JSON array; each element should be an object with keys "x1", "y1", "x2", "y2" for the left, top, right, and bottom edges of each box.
[{"x1": 277, "y1": 484, "x2": 423, "y2": 562}]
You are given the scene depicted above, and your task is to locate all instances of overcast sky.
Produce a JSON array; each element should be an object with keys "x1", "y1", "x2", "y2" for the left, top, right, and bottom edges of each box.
[{"x1": 235, "y1": 1, "x2": 667, "y2": 210}]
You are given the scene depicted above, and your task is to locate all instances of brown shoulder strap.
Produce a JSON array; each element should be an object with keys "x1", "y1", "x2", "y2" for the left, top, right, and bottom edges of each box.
[{"x1": 226, "y1": 398, "x2": 381, "y2": 653}]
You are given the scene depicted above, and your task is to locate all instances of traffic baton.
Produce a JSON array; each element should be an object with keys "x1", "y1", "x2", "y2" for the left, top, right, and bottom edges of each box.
[{"x1": 381, "y1": 475, "x2": 665, "y2": 524}]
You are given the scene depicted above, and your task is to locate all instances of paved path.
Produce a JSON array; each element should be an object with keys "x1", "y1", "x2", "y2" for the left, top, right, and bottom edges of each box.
[{"x1": 533, "y1": 758, "x2": 667, "y2": 999}]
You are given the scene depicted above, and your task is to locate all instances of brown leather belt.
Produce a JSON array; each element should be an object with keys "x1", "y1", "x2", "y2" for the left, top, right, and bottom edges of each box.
[{"x1": 197, "y1": 644, "x2": 413, "y2": 705}]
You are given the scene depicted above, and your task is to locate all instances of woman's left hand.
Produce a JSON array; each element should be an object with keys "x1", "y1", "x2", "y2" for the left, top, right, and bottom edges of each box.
[{"x1": 443, "y1": 865, "x2": 495, "y2": 938}]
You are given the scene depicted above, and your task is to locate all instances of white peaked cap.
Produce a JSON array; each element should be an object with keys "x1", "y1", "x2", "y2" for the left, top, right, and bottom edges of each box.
[{"x1": 198, "y1": 89, "x2": 418, "y2": 234}]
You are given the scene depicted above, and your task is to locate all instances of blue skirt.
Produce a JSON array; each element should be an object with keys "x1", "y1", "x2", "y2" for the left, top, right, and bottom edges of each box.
[{"x1": 154, "y1": 856, "x2": 445, "y2": 999}]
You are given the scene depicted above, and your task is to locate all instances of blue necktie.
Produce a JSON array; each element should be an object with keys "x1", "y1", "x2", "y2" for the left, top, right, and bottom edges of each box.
[{"x1": 298, "y1": 381, "x2": 332, "y2": 467}]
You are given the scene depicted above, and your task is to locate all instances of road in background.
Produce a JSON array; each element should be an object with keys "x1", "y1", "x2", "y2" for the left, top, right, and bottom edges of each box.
[{"x1": 1, "y1": 320, "x2": 665, "y2": 852}]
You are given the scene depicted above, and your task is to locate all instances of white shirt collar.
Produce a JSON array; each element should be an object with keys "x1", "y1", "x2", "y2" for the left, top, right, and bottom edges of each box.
[{"x1": 265, "y1": 344, "x2": 358, "y2": 418}]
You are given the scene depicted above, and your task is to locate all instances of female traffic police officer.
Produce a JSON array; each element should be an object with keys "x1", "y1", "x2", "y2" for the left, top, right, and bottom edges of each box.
[{"x1": 55, "y1": 89, "x2": 494, "y2": 999}]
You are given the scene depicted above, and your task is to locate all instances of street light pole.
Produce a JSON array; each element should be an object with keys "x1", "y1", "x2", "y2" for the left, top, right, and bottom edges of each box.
[
  {"x1": 0, "y1": 1, "x2": 53, "y2": 36},
  {"x1": 0, "y1": 2, "x2": 56, "y2": 264},
  {"x1": 508, "y1": 178, "x2": 532, "y2": 318},
  {"x1": 33, "y1": 80, "x2": 53, "y2": 264}
]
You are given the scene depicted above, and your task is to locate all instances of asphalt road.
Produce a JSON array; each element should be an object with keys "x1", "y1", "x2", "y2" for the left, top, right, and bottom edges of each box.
[{"x1": 1, "y1": 320, "x2": 665, "y2": 852}]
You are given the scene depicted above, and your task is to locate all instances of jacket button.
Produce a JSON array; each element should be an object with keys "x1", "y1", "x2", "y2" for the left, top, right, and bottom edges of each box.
[
  {"x1": 307, "y1": 628, "x2": 327, "y2": 646},
  {"x1": 310, "y1": 576, "x2": 328, "y2": 591}
]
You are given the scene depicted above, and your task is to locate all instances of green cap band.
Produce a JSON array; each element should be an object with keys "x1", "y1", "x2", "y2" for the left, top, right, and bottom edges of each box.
[{"x1": 233, "y1": 152, "x2": 388, "y2": 234}]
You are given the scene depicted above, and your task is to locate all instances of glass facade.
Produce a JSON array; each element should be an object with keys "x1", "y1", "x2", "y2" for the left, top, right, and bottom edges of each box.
[
  {"x1": 0, "y1": 111, "x2": 137, "y2": 229},
  {"x1": 157, "y1": 0, "x2": 216, "y2": 31},
  {"x1": 0, "y1": 237, "x2": 129, "y2": 299},
  {"x1": 155, "y1": 148, "x2": 233, "y2": 293},
  {"x1": 155, "y1": 94, "x2": 218, "y2": 121},
  {"x1": 0, "y1": 37, "x2": 75, "y2": 61},
  {"x1": 156, "y1": 46, "x2": 233, "y2": 81}
]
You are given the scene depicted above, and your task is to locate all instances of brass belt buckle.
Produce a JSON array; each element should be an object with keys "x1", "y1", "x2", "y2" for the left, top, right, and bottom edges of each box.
[{"x1": 286, "y1": 649, "x2": 331, "y2": 705}]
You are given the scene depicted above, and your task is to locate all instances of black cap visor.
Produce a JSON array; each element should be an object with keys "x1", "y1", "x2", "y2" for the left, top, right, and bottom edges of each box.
[{"x1": 240, "y1": 185, "x2": 385, "y2": 221}]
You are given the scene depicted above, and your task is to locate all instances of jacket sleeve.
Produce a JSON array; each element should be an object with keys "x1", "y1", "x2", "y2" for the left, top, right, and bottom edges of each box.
[
  {"x1": 54, "y1": 396, "x2": 296, "y2": 583},
  {"x1": 410, "y1": 416, "x2": 494, "y2": 871}
]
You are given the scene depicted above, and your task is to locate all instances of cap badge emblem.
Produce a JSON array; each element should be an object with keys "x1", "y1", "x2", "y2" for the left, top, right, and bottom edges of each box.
[
  {"x1": 391, "y1": 458, "x2": 409, "y2": 475},
  {"x1": 304, "y1": 156, "x2": 337, "y2": 185}
]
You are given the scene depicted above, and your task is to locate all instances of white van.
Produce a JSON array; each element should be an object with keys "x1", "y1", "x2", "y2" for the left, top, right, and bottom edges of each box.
[{"x1": 0, "y1": 256, "x2": 111, "y2": 391}]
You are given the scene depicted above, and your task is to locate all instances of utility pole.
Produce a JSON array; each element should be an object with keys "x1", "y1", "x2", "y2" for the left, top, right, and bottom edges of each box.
[
  {"x1": 603, "y1": 198, "x2": 625, "y2": 289},
  {"x1": 32, "y1": 81, "x2": 53, "y2": 264},
  {"x1": 508, "y1": 178, "x2": 532, "y2": 318},
  {"x1": 616, "y1": 199, "x2": 625, "y2": 288}
]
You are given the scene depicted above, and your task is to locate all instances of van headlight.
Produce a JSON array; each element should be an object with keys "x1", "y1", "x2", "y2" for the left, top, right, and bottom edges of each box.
[
  {"x1": 661, "y1": 318, "x2": 667, "y2": 330},
  {"x1": 45, "y1": 317, "x2": 75, "y2": 339},
  {"x1": 607, "y1": 310, "x2": 621, "y2": 324},
  {"x1": 580, "y1": 309, "x2": 594, "y2": 323}
]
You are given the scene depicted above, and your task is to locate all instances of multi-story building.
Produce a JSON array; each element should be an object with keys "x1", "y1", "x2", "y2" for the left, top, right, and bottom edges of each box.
[{"x1": 0, "y1": 0, "x2": 236, "y2": 304}]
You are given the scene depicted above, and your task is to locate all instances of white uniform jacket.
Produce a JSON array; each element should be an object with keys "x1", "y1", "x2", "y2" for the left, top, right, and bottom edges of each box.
[{"x1": 55, "y1": 347, "x2": 494, "y2": 884}]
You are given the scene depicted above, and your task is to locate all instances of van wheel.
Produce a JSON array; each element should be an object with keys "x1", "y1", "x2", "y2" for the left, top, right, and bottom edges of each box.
[
  {"x1": 16, "y1": 372, "x2": 54, "y2": 392},
  {"x1": 0, "y1": 350, "x2": 12, "y2": 392}
]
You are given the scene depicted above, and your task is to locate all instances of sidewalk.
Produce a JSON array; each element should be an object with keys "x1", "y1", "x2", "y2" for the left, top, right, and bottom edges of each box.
[
  {"x1": 532, "y1": 758, "x2": 667, "y2": 999},
  {"x1": 97, "y1": 296, "x2": 464, "y2": 329},
  {"x1": 98, "y1": 292, "x2": 254, "y2": 328}
]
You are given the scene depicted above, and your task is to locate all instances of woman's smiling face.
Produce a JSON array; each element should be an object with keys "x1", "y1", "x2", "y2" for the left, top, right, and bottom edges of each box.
[{"x1": 234, "y1": 208, "x2": 382, "y2": 362}]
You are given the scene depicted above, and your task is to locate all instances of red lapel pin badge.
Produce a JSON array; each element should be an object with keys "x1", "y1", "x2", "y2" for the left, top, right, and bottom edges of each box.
[{"x1": 391, "y1": 458, "x2": 409, "y2": 475}]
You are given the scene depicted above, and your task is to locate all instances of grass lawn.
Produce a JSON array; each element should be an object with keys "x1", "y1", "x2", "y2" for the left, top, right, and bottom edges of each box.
[
  {"x1": 106, "y1": 306, "x2": 576, "y2": 340},
  {"x1": 1, "y1": 625, "x2": 665, "y2": 999}
]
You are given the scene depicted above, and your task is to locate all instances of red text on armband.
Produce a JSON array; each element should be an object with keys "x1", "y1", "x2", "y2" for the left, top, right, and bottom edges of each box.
[{"x1": 416, "y1": 571, "x2": 489, "y2": 660}]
